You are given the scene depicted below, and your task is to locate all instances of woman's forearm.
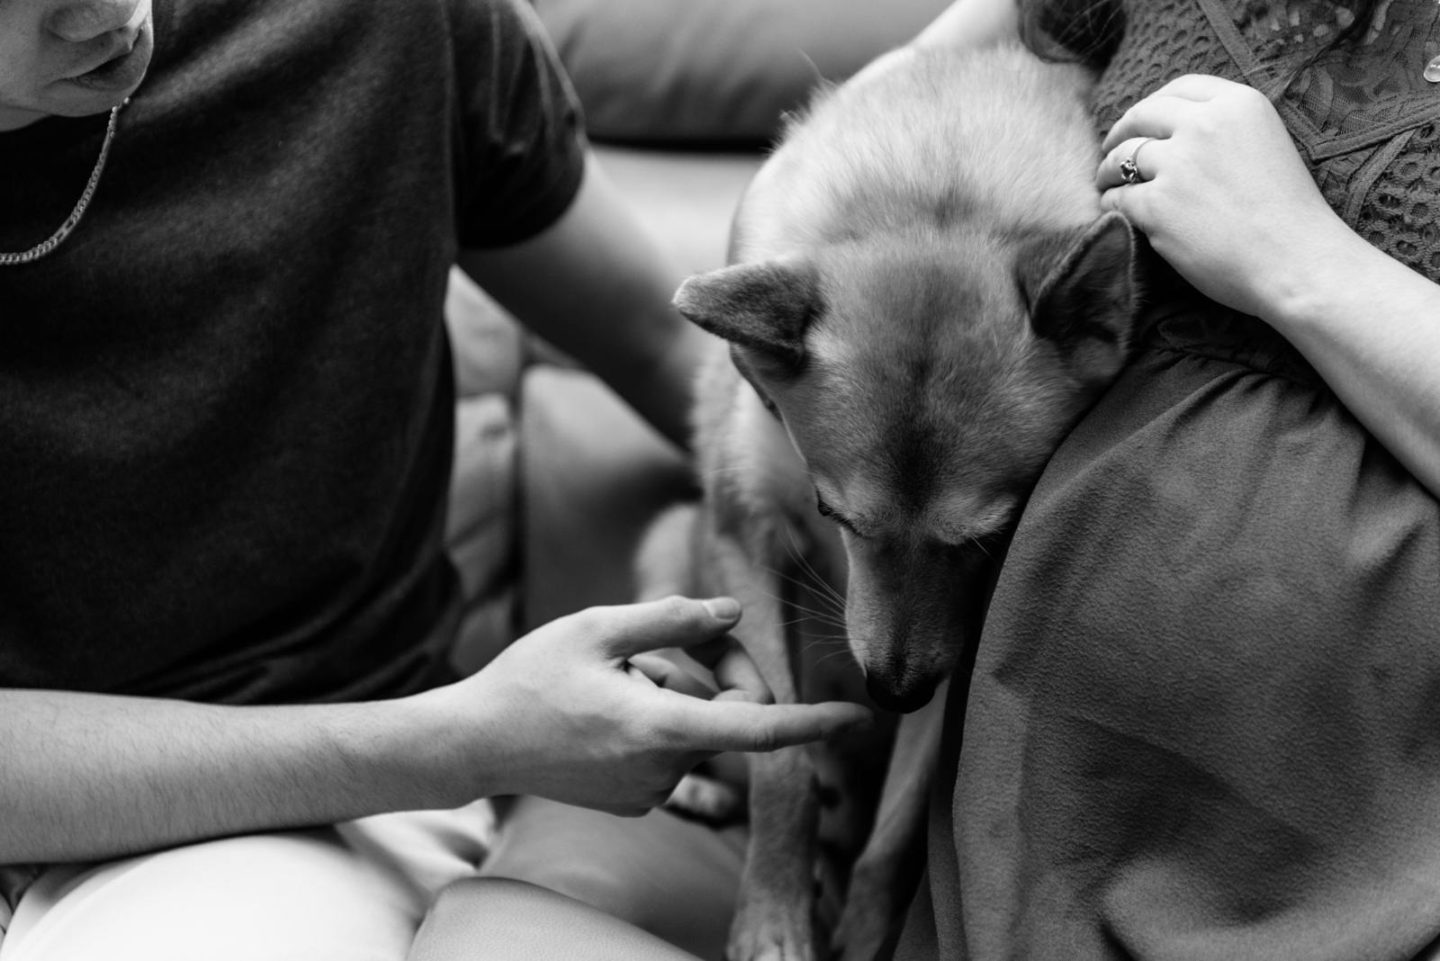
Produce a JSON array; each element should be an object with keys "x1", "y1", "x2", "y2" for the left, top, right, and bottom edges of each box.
[
  {"x1": 912, "y1": 0, "x2": 1021, "y2": 49},
  {"x1": 1263, "y1": 228, "x2": 1440, "y2": 498}
]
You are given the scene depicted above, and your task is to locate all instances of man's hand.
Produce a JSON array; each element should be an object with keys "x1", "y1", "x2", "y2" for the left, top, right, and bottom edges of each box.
[
  {"x1": 412, "y1": 596, "x2": 872, "y2": 816},
  {"x1": 0, "y1": 596, "x2": 862, "y2": 862}
]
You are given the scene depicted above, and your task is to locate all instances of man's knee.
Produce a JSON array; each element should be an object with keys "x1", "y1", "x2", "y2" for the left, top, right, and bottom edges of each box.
[{"x1": 2, "y1": 809, "x2": 488, "y2": 961}]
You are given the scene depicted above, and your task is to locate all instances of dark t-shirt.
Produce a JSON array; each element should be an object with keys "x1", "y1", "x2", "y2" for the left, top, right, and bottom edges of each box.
[{"x1": 0, "y1": 0, "x2": 584, "y2": 703}]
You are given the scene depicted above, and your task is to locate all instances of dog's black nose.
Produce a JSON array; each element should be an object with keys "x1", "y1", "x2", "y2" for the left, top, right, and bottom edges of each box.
[{"x1": 865, "y1": 674, "x2": 940, "y2": 714}]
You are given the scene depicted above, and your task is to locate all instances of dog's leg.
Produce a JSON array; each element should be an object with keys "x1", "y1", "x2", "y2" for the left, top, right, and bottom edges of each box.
[
  {"x1": 831, "y1": 687, "x2": 945, "y2": 961},
  {"x1": 633, "y1": 502, "x2": 702, "y2": 602},
  {"x1": 633, "y1": 503, "x2": 752, "y2": 825},
  {"x1": 713, "y1": 535, "x2": 823, "y2": 961}
]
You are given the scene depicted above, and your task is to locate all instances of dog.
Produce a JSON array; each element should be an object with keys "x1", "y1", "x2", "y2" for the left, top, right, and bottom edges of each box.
[{"x1": 643, "y1": 39, "x2": 1141, "y2": 961}]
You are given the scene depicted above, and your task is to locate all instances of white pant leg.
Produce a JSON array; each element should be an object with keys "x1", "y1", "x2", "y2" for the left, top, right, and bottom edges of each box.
[{"x1": 0, "y1": 803, "x2": 493, "y2": 961}]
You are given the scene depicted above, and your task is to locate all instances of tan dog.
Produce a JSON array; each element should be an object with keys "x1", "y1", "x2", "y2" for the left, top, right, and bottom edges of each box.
[{"x1": 647, "y1": 40, "x2": 1141, "y2": 961}]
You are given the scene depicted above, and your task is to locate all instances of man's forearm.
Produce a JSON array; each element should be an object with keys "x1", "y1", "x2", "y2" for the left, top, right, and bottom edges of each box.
[
  {"x1": 458, "y1": 154, "x2": 705, "y2": 450},
  {"x1": 0, "y1": 689, "x2": 452, "y2": 863},
  {"x1": 1, "y1": 596, "x2": 871, "y2": 864},
  {"x1": 596, "y1": 315, "x2": 712, "y2": 451}
]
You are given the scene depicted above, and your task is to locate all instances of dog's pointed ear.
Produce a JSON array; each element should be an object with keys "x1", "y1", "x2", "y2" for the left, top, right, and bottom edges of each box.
[
  {"x1": 672, "y1": 259, "x2": 819, "y2": 370},
  {"x1": 1019, "y1": 212, "x2": 1139, "y2": 386}
]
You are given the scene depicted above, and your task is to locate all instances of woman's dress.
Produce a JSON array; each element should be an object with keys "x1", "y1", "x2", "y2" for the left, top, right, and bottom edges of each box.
[{"x1": 898, "y1": 1, "x2": 1440, "y2": 957}]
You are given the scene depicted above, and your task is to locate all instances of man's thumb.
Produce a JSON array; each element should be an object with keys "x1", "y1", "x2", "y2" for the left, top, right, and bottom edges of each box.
[{"x1": 592, "y1": 596, "x2": 742, "y2": 660}]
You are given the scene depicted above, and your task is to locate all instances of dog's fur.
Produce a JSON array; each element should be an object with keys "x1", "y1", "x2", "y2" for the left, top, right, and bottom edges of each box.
[{"x1": 644, "y1": 40, "x2": 1141, "y2": 961}]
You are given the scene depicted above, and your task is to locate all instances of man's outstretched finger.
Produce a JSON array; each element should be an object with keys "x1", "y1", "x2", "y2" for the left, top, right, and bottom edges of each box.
[{"x1": 670, "y1": 699, "x2": 873, "y2": 754}]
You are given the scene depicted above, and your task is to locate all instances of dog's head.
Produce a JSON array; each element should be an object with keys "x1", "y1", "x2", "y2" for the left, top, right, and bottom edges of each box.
[{"x1": 674, "y1": 213, "x2": 1139, "y2": 712}]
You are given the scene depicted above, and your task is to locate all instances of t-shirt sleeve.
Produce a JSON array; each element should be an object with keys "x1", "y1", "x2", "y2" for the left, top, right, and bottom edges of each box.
[{"x1": 448, "y1": 0, "x2": 587, "y2": 248}]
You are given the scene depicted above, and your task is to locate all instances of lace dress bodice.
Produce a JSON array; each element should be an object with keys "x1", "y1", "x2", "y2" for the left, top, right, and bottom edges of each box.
[{"x1": 1075, "y1": 0, "x2": 1440, "y2": 279}]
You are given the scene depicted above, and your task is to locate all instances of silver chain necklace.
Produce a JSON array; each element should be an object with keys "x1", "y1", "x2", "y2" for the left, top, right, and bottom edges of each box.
[{"x1": 0, "y1": 97, "x2": 129, "y2": 267}]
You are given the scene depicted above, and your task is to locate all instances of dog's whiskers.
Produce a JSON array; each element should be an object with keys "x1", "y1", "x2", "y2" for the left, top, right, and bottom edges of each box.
[
  {"x1": 790, "y1": 549, "x2": 846, "y2": 612},
  {"x1": 778, "y1": 531, "x2": 847, "y2": 614},
  {"x1": 785, "y1": 611, "x2": 849, "y2": 634},
  {"x1": 799, "y1": 632, "x2": 853, "y2": 652},
  {"x1": 761, "y1": 569, "x2": 847, "y2": 631},
  {"x1": 751, "y1": 584, "x2": 845, "y2": 632},
  {"x1": 801, "y1": 642, "x2": 861, "y2": 673}
]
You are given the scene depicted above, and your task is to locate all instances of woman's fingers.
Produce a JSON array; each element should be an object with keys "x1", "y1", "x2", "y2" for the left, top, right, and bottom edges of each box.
[
  {"x1": 1097, "y1": 135, "x2": 1168, "y2": 190},
  {"x1": 1102, "y1": 95, "x2": 1191, "y2": 151},
  {"x1": 1099, "y1": 75, "x2": 1260, "y2": 153},
  {"x1": 1107, "y1": 75, "x2": 1238, "y2": 153}
]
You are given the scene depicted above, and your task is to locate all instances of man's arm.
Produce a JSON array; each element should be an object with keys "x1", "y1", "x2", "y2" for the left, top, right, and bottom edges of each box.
[
  {"x1": 0, "y1": 688, "x2": 433, "y2": 864},
  {"x1": 457, "y1": 153, "x2": 712, "y2": 450},
  {"x1": 0, "y1": 598, "x2": 868, "y2": 864}
]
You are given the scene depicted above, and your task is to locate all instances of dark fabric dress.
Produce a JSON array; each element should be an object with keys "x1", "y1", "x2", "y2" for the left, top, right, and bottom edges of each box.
[{"x1": 897, "y1": 1, "x2": 1440, "y2": 958}]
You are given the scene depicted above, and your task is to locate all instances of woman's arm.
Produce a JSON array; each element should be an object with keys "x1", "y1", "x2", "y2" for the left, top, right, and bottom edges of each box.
[
  {"x1": 1096, "y1": 74, "x2": 1440, "y2": 496},
  {"x1": 912, "y1": 0, "x2": 1021, "y2": 49},
  {"x1": 1265, "y1": 229, "x2": 1440, "y2": 498},
  {"x1": 0, "y1": 598, "x2": 867, "y2": 863}
]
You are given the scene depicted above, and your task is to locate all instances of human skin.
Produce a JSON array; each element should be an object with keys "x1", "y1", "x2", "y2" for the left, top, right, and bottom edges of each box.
[
  {"x1": 1098, "y1": 74, "x2": 1440, "y2": 498},
  {"x1": 0, "y1": 0, "x2": 155, "y2": 130},
  {"x1": 0, "y1": 596, "x2": 871, "y2": 863}
]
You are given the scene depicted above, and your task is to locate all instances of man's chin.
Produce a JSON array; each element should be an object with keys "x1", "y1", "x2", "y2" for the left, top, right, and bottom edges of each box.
[
  {"x1": 0, "y1": 105, "x2": 51, "y2": 132},
  {"x1": 0, "y1": 75, "x2": 146, "y2": 131},
  {"x1": 50, "y1": 23, "x2": 154, "y2": 117},
  {"x1": 53, "y1": 81, "x2": 147, "y2": 115}
]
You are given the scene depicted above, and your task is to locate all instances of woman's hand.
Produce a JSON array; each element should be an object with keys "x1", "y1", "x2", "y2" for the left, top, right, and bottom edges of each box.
[
  {"x1": 1095, "y1": 73, "x2": 1355, "y2": 322},
  {"x1": 1095, "y1": 73, "x2": 1440, "y2": 499}
]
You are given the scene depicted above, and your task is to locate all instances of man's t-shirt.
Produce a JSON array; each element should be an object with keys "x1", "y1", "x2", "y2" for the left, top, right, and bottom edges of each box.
[{"x1": 0, "y1": 0, "x2": 584, "y2": 703}]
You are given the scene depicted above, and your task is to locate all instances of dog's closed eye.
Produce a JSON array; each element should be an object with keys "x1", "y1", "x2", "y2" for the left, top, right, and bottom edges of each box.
[{"x1": 815, "y1": 492, "x2": 863, "y2": 537}]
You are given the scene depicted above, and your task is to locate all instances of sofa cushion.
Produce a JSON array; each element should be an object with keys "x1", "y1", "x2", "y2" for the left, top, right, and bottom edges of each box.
[{"x1": 533, "y1": 0, "x2": 952, "y2": 144}]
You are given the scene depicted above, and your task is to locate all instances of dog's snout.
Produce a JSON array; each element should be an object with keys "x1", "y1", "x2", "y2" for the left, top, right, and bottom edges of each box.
[{"x1": 865, "y1": 673, "x2": 939, "y2": 714}]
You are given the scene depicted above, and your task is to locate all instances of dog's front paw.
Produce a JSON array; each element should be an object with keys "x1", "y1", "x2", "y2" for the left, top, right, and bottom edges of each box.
[
  {"x1": 726, "y1": 898, "x2": 820, "y2": 961},
  {"x1": 829, "y1": 854, "x2": 907, "y2": 961},
  {"x1": 830, "y1": 899, "x2": 892, "y2": 961}
]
